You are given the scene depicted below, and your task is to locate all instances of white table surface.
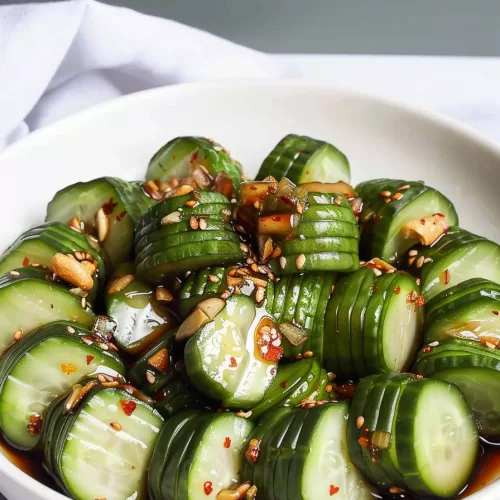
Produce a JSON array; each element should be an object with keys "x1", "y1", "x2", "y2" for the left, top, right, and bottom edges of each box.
[{"x1": 279, "y1": 55, "x2": 500, "y2": 144}]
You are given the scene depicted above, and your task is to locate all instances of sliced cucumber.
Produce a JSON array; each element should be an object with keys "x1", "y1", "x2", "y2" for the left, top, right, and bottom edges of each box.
[
  {"x1": 0, "y1": 321, "x2": 124, "y2": 450},
  {"x1": 271, "y1": 251, "x2": 359, "y2": 274},
  {"x1": 0, "y1": 267, "x2": 94, "y2": 356},
  {"x1": 296, "y1": 220, "x2": 360, "y2": 239},
  {"x1": 396, "y1": 378, "x2": 478, "y2": 497},
  {"x1": 43, "y1": 382, "x2": 163, "y2": 500},
  {"x1": 324, "y1": 269, "x2": 423, "y2": 378},
  {"x1": 256, "y1": 134, "x2": 350, "y2": 183},
  {"x1": 105, "y1": 262, "x2": 178, "y2": 354},
  {"x1": 356, "y1": 179, "x2": 458, "y2": 262},
  {"x1": 414, "y1": 339, "x2": 500, "y2": 439},
  {"x1": 46, "y1": 177, "x2": 154, "y2": 267},
  {"x1": 407, "y1": 227, "x2": 500, "y2": 301},
  {"x1": 277, "y1": 235, "x2": 359, "y2": 255},
  {"x1": 0, "y1": 222, "x2": 106, "y2": 297},
  {"x1": 146, "y1": 136, "x2": 243, "y2": 193},
  {"x1": 185, "y1": 295, "x2": 279, "y2": 408}
]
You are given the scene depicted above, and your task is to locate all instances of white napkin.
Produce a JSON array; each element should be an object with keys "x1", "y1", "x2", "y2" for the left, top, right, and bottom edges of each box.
[{"x1": 0, "y1": 0, "x2": 292, "y2": 150}]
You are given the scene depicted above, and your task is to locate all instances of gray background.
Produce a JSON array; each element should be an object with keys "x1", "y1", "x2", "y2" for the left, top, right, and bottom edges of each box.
[{"x1": 4, "y1": 0, "x2": 500, "y2": 55}]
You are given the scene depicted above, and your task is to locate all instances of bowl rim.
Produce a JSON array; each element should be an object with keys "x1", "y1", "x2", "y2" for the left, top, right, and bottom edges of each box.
[{"x1": 0, "y1": 78, "x2": 498, "y2": 500}]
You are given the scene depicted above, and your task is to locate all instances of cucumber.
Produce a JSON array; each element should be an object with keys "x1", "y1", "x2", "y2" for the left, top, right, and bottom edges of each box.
[
  {"x1": 424, "y1": 279, "x2": 500, "y2": 344},
  {"x1": 406, "y1": 227, "x2": 500, "y2": 301},
  {"x1": 46, "y1": 177, "x2": 154, "y2": 267},
  {"x1": 256, "y1": 134, "x2": 350, "y2": 184},
  {"x1": 356, "y1": 179, "x2": 458, "y2": 262},
  {"x1": 277, "y1": 235, "x2": 359, "y2": 255},
  {"x1": 414, "y1": 339, "x2": 500, "y2": 439},
  {"x1": 185, "y1": 294, "x2": 279, "y2": 408},
  {"x1": 324, "y1": 269, "x2": 423, "y2": 378},
  {"x1": 42, "y1": 381, "x2": 163, "y2": 500},
  {"x1": 0, "y1": 222, "x2": 106, "y2": 298},
  {"x1": 296, "y1": 220, "x2": 360, "y2": 239},
  {"x1": 146, "y1": 136, "x2": 243, "y2": 193},
  {"x1": 271, "y1": 251, "x2": 359, "y2": 274},
  {"x1": 179, "y1": 266, "x2": 230, "y2": 318},
  {"x1": 395, "y1": 378, "x2": 478, "y2": 497},
  {"x1": 0, "y1": 321, "x2": 124, "y2": 450},
  {"x1": 0, "y1": 267, "x2": 94, "y2": 356},
  {"x1": 270, "y1": 273, "x2": 335, "y2": 361},
  {"x1": 105, "y1": 262, "x2": 178, "y2": 354}
]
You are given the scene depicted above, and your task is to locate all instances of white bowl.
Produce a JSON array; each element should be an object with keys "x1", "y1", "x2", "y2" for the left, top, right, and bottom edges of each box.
[{"x1": 0, "y1": 80, "x2": 498, "y2": 500}]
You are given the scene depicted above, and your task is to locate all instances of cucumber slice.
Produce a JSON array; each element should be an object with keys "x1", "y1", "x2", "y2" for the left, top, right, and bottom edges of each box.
[
  {"x1": 0, "y1": 267, "x2": 94, "y2": 356},
  {"x1": 277, "y1": 236, "x2": 359, "y2": 255},
  {"x1": 0, "y1": 222, "x2": 106, "y2": 295},
  {"x1": 0, "y1": 321, "x2": 124, "y2": 450},
  {"x1": 105, "y1": 262, "x2": 178, "y2": 354},
  {"x1": 300, "y1": 204, "x2": 356, "y2": 223},
  {"x1": 296, "y1": 220, "x2": 360, "y2": 239},
  {"x1": 396, "y1": 378, "x2": 478, "y2": 497},
  {"x1": 407, "y1": 227, "x2": 500, "y2": 301},
  {"x1": 43, "y1": 383, "x2": 163, "y2": 500},
  {"x1": 46, "y1": 177, "x2": 154, "y2": 267},
  {"x1": 185, "y1": 295, "x2": 279, "y2": 408},
  {"x1": 146, "y1": 136, "x2": 243, "y2": 193},
  {"x1": 256, "y1": 134, "x2": 350, "y2": 184},
  {"x1": 414, "y1": 339, "x2": 500, "y2": 438},
  {"x1": 356, "y1": 179, "x2": 458, "y2": 262},
  {"x1": 271, "y1": 251, "x2": 359, "y2": 274}
]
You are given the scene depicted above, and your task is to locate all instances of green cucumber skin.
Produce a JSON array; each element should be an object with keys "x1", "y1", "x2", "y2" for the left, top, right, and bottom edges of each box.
[
  {"x1": 356, "y1": 179, "x2": 458, "y2": 263},
  {"x1": 271, "y1": 251, "x2": 359, "y2": 275},
  {"x1": 296, "y1": 220, "x2": 360, "y2": 239},
  {"x1": 406, "y1": 227, "x2": 500, "y2": 301},
  {"x1": 146, "y1": 136, "x2": 243, "y2": 192},
  {"x1": 277, "y1": 236, "x2": 359, "y2": 255},
  {"x1": 256, "y1": 134, "x2": 350, "y2": 184}
]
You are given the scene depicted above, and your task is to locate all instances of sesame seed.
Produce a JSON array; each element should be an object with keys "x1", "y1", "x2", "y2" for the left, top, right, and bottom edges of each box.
[
  {"x1": 146, "y1": 371, "x2": 156, "y2": 384},
  {"x1": 9, "y1": 271, "x2": 20, "y2": 277},
  {"x1": 13, "y1": 329, "x2": 23, "y2": 341},
  {"x1": 356, "y1": 416, "x2": 365, "y2": 429},
  {"x1": 327, "y1": 372, "x2": 336, "y2": 381},
  {"x1": 416, "y1": 256, "x2": 425, "y2": 268},
  {"x1": 81, "y1": 297, "x2": 87, "y2": 309},
  {"x1": 485, "y1": 341, "x2": 497, "y2": 349},
  {"x1": 303, "y1": 350, "x2": 313, "y2": 358},
  {"x1": 279, "y1": 256, "x2": 287, "y2": 269},
  {"x1": 424, "y1": 257, "x2": 433, "y2": 264},
  {"x1": 325, "y1": 384, "x2": 333, "y2": 393},
  {"x1": 67, "y1": 326, "x2": 76, "y2": 334},
  {"x1": 409, "y1": 249, "x2": 418, "y2": 257},
  {"x1": 397, "y1": 185, "x2": 410, "y2": 191},
  {"x1": 110, "y1": 422, "x2": 122, "y2": 432},
  {"x1": 208, "y1": 274, "x2": 219, "y2": 283},
  {"x1": 389, "y1": 487, "x2": 405, "y2": 494},
  {"x1": 184, "y1": 199, "x2": 197, "y2": 207},
  {"x1": 384, "y1": 197, "x2": 391, "y2": 204},
  {"x1": 408, "y1": 256, "x2": 416, "y2": 266},
  {"x1": 239, "y1": 243, "x2": 249, "y2": 253},
  {"x1": 199, "y1": 218, "x2": 207, "y2": 230},
  {"x1": 189, "y1": 216, "x2": 199, "y2": 230},
  {"x1": 373, "y1": 268, "x2": 382, "y2": 276},
  {"x1": 379, "y1": 190, "x2": 391, "y2": 197},
  {"x1": 392, "y1": 192, "x2": 403, "y2": 200},
  {"x1": 296, "y1": 254, "x2": 306, "y2": 270},
  {"x1": 333, "y1": 196, "x2": 343, "y2": 206},
  {"x1": 428, "y1": 341, "x2": 439, "y2": 347}
]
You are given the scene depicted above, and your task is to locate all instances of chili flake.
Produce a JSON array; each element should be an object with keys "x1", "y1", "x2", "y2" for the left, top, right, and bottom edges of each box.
[
  {"x1": 120, "y1": 400, "x2": 137, "y2": 416},
  {"x1": 280, "y1": 381, "x2": 287, "y2": 388},
  {"x1": 440, "y1": 268, "x2": 451, "y2": 285},
  {"x1": 494, "y1": 311, "x2": 499, "y2": 316},
  {"x1": 394, "y1": 286, "x2": 401, "y2": 295},
  {"x1": 116, "y1": 210, "x2": 127, "y2": 222},
  {"x1": 27, "y1": 413, "x2": 43, "y2": 436},
  {"x1": 229, "y1": 356, "x2": 238, "y2": 368},
  {"x1": 22, "y1": 256, "x2": 29, "y2": 266},
  {"x1": 329, "y1": 485, "x2": 340, "y2": 496},
  {"x1": 86, "y1": 355, "x2": 95, "y2": 365},
  {"x1": 224, "y1": 437, "x2": 231, "y2": 448},
  {"x1": 245, "y1": 439, "x2": 261, "y2": 463},
  {"x1": 203, "y1": 481, "x2": 213, "y2": 495},
  {"x1": 415, "y1": 295, "x2": 425, "y2": 307},
  {"x1": 61, "y1": 363, "x2": 78, "y2": 375},
  {"x1": 256, "y1": 325, "x2": 283, "y2": 362},
  {"x1": 102, "y1": 197, "x2": 118, "y2": 215}
]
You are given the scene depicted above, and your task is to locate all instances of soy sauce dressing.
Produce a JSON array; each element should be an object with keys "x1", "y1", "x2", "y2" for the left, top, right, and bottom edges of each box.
[{"x1": 2, "y1": 437, "x2": 499, "y2": 499}]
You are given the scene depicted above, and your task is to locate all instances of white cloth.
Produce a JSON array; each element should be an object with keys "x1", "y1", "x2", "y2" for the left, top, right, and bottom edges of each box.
[{"x1": 0, "y1": 0, "x2": 292, "y2": 150}]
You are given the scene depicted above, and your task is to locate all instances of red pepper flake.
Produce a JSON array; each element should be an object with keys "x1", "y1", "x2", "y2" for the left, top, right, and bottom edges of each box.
[
  {"x1": 245, "y1": 439, "x2": 261, "y2": 463},
  {"x1": 22, "y1": 256, "x2": 29, "y2": 267},
  {"x1": 285, "y1": 234, "x2": 293, "y2": 241},
  {"x1": 102, "y1": 197, "x2": 118, "y2": 215},
  {"x1": 279, "y1": 195, "x2": 295, "y2": 206},
  {"x1": 423, "y1": 347, "x2": 432, "y2": 353},
  {"x1": 229, "y1": 356, "x2": 238, "y2": 368},
  {"x1": 406, "y1": 290, "x2": 419, "y2": 304},
  {"x1": 203, "y1": 481, "x2": 213, "y2": 495},
  {"x1": 335, "y1": 383, "x2": 357, "y2": 399},
  {"x1": 371, "y1": 286, "x2": 378, "y2": 292},
  {"x1": 120, "y1": 400, "x2": 137, "y2": 416},
  {"x1": 440, "y1": 269, "x2": 450, "y2": 285},
  {"x1": 420, "y1": 218, "x2": 426, "y2": 225},
  {"x1": 224, "y1": 437, "x2": 231, "y2": 448},
  {"x1": 394, "y1": 286, "x2": 401, "y2": 295},
  {"x1": 272, "y1": 216, "x2": 282, "y2": 222},
  {"x1": 116, "y1": 210, "x2": 127, "y2": 222},
  {"x1": 296, "y1": 149, "x2": 304, "y2": 153},
  {"x1": 415, "y1": 295, "x2": 425, "y2": 307},
  {"x1": 86, "y1": 355, "x2": 95, "y2": 365},
  {"x1": 329, "y1": 485, "x2": 340, "y2": 496},
  {"x1": 433, "y1": 213, "x2": 445, "y2": 218},
  {"x1": 172, "y1": 155, "x2": 176, "y2": 160},
  {"x1": 280, "y1": 381, "x2": 287, "y2": 388},
  {"x1": 27, "y1": 413, "x2": 43, "y2": 436},
  {"x1": 191, "y1": 151, "x2": 199, "y2": 162},
  {"x1": 152, "y1": 390, "x2": 166, "y2": 402},
  {"x1": 61, "y1": 363, "x2": 78, "y2": 375},
  {"x1": 358, "y1": 436, "x2": 370, "y2": 448},
  {"x1": 493, "y1": 311, "x2": 499, "y2": 316},
  {"x1": 250, "y1": 185, "x2": 258, "y2": 190}
]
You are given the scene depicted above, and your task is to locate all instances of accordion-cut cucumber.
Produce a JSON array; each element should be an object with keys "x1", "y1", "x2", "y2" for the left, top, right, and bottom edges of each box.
[
  {"x1": 324, "y1": 268, "x2": 423, "y2": 378},
  {"x1": 414, "y1": 339, "x2": 500, "y2": 439},
  {"x1": 135, "y1": 191, "x2": 244, "y2": 284},
  {"x1": 256, "y1": 134, "x2": 351, "y2": 184},
  {"x1": 46, "y1": 177, "x2": 155, "y2": 267},
  {"x1": 348, "y1": 374, "x2": 478, "y2": 498},
  {"x1": 105, "y1": 262, "x2": 177, "y2": 354},
  {"x1": 356, "y1": 179, "x2": 458, "y2": 263},
  {"x1": 406, "y1": 227, "x2": 500, "y2": 301},
  {"x1": 146, "y1": 136, "x2": 243, "y2": 193},
  {"x1": 242, "y1": 404, "x2": 372, "y2": 500},
  {"x1": 149, "y1": 411, "x2": 253, "y2": 500},
  {"x1": 184, "y1": 294, "x2": 279, "y2": 408},
  {"x1": 0, "y1": 321, "x2": 124, "y2": 450},
  {"x1": 424, "y1": 278, "x2": 500, "y2": 344},
  {"x1": 0, "y1": 222, "x2": 106, "y2": 294},
  {"x1": 42, "y1": 381, "x2": 163, "y2": 500},
  {"x1": 0, "y1": 267, "x2": 94, "y2": 356}
]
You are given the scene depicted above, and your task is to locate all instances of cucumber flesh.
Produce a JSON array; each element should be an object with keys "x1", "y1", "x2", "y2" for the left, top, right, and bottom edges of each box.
[{"x1": 60, "y1": 388, "x2": 163, "y2": 500}]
